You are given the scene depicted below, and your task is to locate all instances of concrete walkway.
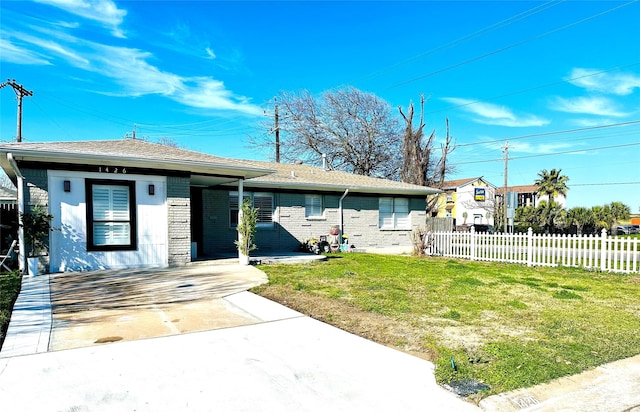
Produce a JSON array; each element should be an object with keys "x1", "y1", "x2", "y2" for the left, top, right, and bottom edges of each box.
[
  {"x1": 480, "y1": 355, "x2": 640, "y2": 411},
  {"x1": 0, "y1": 274, "x2": 52, "y2": 357}
]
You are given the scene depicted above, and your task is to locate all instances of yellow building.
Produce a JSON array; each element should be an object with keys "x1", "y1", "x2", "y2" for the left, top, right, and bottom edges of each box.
[{"x1": 434, "y1": 177, "x2": 496, "y2": 228}]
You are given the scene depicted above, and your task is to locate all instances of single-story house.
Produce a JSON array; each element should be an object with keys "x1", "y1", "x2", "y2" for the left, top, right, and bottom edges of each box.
[
  {"x1": 0, "y1": 139, "x2": 440, "y2": 273},
  {"x1": 434, "y1": 177, "x2": 497, "y2": 227}
]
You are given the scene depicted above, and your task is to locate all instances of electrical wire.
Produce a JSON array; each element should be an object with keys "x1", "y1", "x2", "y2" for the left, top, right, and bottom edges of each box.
[
  {"x1": 571, "y1": 182, "x2": 640, "y2": 186},
  {"x1": 454, "y1": 141, "x2": 640, "y2": 165},
  {"x1": 454, "y1": 120, "x2": 640, "y2": 148},
  {"x1": 357, "y1": 0, "x2": 565, "y2": 83},
  {"x1": 391, "y1": 0, "x2": 639, "y2": 88},
  {"x1": 427, "y1": 62, "x2": 640, "y2": 116}
]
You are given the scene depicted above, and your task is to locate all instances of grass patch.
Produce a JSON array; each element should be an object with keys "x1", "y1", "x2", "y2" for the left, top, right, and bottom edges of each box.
[
  {"x1": 506, "y1": 300, "x2": 528, "y2": 309},
  {"x1": 253, "y1": 253, "x2": 640, "y2": 397},
  {"x1": 553, "y1": 290, "x2": 582, "y2": 299},
  {"x1": 0, "y1": 271, "x2": 22, "y2": 349},
  {"x1": 443, "y1": 310, "x2": 462, "y2": 320}
]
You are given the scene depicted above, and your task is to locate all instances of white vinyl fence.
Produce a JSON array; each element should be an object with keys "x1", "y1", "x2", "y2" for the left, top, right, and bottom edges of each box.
[{"x1": 427, "y1": 227, "x2": 639, "y2": 274}]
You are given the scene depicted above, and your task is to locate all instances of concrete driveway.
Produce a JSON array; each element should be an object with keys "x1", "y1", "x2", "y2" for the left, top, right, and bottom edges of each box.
[{"x1": 48, "y1": 261, "x2": 269, "y2": 350}]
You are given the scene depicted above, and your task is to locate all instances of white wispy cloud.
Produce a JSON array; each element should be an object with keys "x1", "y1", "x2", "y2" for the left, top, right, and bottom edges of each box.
[
  {"x1": 205, "y1": 47, "x2": 216, "y2": 59},
  {"x1": 11, "y1": 31, "x2": 90, "y2": 65},
  {"x1": 442, "y1": 98, "x2": 549, "y2": 127},
  {"x1": 567, "y1": 68, "x2": 640, "y2": 96},
  {"x1": 550, "y1": 96, "x2": 629, "y2": 117},
  {"x1": 1, "y1": 6, "x2": 261, "y2": 116},
  {"x1": 0, "y1": 38, "x2": 52, "y2": 65},
  {"x1": 34, "y1": 0, "x2": 127, "y2": 38},
  {"x1": 86, "y1": 44, "x2": 261, "y2": 115},
  {"x1": 176, "y1": 78, "x2": 261, "y2": 115},
  {"x1": 88, "y1": 44, "x2": 183, "y2": 96},
  {"x1": 570, "y1": 118, "x2": 619, "y2": 127},
  {"x1": 510, "y1": 141, "x2": 578, "y2": 154}
]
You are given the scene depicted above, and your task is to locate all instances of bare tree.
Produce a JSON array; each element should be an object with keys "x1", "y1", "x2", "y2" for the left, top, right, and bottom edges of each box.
[
  {"x1": 251, "y1": 87, "x2": 402, "y2": 178},
  {"x1": 155, "y1": 136, "x2": 181, "y2": 148},
  {"x1": 399, "y1": 96, "x2": 455, "y2": 187},
  {"x1": 399, "y1": 96, "x2": 431, "y2": 186},
  {"x1": 0, "y1": 170, "x2": 15, "y2": 189},
  {"x1": 398, "y1": 96, "x2": 455, "y2": 214}
]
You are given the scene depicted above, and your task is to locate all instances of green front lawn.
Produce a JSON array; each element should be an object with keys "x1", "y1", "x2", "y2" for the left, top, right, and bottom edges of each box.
[
  {"x1": 0, "y1": 272, "x2": 21, "y2": 349},
  {"x1": 253, "y1": 253, "x2": 640, "y2": 398}
]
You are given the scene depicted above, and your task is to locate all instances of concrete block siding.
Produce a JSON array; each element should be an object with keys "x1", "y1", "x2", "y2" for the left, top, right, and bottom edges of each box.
[
  {"x1": 201, "y1": 189, "x2": 426, "y2": 256},
  {"x1": 23, "y1": 168, "x2": 49, "y2": 208},
  {"x1": 167, "y1": 176, "x2": 191, "y2": 266}
]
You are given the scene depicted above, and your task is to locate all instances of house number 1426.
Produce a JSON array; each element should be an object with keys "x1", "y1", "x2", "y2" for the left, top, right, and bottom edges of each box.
[{"x1": 98, "y1": 167, "x2": 127, "y2": 174}]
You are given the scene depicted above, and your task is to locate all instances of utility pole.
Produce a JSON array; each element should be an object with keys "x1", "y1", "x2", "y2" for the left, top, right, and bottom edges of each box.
[
  {"x1": 274, "y1": 104, "x2": 280, "y2": 163},
  {"x1": 264, "y1": 98, "x2": 283, "y2": 163},
  {"x1": 0, "y1": 79, "x2": 33, "y2": 142},
  {"x1": 503, "y1": 141, "x2": 509, "y2": 234},
  {"x1": 124, "y1": 123, "x2": 137, "y2": 139}
]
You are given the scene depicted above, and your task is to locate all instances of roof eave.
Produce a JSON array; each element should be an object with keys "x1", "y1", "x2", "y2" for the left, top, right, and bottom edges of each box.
[
  {"x1": 0, "y1": 149, "x2": 274, "y2": 180},
  {"x1": 234, "y1": 180, "x2": 441, "y2": 196}
]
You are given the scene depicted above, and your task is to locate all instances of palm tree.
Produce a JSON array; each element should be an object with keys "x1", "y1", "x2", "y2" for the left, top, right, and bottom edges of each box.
[
  {"x1": 538, "y1": 200, "x2": 564, "y2": 234},
  {"x1": 592, "y1": 205, "x2": 614, "y2": 231},
  {"x1": 609, "y1": 201, "x2": 631, "y2": 226},
  {"x1": 567, "y1": 207, "x2": 594, "y2": 235},
  {"x1": 534, "y1": 168, "x2": 569, "y2": 204}
]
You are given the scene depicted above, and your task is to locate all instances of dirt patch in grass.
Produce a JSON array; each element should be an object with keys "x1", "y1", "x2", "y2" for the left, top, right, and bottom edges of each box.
[
  {"x1": 257, "y1": 285, "x2": 436, "y2": 361},
  {"x1": 256, "y1": 285, "x2": 539, "y2": 381}
]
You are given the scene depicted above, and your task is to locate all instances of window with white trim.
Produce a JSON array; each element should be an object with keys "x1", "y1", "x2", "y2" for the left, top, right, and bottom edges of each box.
[
  {"x1": 86, "y1": 179, "x2": 136, "y2": 251},
  {"x1": 229, "y1": 191, "x2": 274, "y2": 227},
  {"x1": 379, "y1": 197, "x2": 410, "y2": 229},
  {"x1": 305, "y1": 194, "x2": 323, "y2": 218}
]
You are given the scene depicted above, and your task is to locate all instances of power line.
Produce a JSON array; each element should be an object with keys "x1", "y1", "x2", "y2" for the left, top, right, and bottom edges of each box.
[
  {"x1": 571, "y1": 182, "x2": 640, "y2": 187},
  {"x1": 391, "y1": 0, "x2": 639, "y2": 88},
  {"x1": 455, "y1": 120, "x2": 640, "y2": 148},
  {"x1": 37, "y1": 91, "x2": 133, "y2": 127},
  {"x1": 427, "y1": 62, "x2": 640, "y2": 116},
  {"x1": 454, "y1": 141, "x2": 640, "y2": 165},
  {"x1": 357, "y1": 0, "x2": 565, "y2": 83}
]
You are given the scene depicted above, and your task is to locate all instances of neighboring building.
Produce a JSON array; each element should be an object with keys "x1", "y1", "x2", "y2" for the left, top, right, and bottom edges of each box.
[
  {"x1": 0, "y1": 185, "x2": 17, "y2": 205},
  {"x1": 0, "y1": 185, "x2": 17, "y2": 254},
  {"x1": 0, "y1": 139, "x2": 440, "y2": 273},
  {"x1": 434, "y1": 177, "x2": 496, "y2": 228},
  {"x1": 495, "y1": 185, "x2": 566, "y2": 209}
]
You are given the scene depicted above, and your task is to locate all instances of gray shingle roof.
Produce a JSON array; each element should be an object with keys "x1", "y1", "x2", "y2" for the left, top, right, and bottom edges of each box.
[
  {"x1": 0, "y1": 139, "x2": 255, "y2": 168},
  {"x1": 242, "y1": 160, "x2": 440, "y2": 195},
  {"x1": 0, "y1": 139, "x2": 273, "y2": 181}
]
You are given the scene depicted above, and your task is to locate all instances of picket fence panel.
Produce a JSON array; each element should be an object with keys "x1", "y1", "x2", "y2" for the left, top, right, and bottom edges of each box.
[{"x1": 426, "y1": 228, "x2": 639, "y2": 274}]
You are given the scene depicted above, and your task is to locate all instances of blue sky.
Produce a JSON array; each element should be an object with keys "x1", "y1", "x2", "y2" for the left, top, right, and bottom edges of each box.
[{"x1": 1, "y1": 0, "x2": 639, "y2": 210}]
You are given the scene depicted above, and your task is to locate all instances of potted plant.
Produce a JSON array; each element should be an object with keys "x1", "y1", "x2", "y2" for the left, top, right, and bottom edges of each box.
[
  {"x1": 20, "y1": 204, "x2": 54, "y2": 276},
  {"x1": 234, "y1": 199, "x2": 258, "y2": 265}
]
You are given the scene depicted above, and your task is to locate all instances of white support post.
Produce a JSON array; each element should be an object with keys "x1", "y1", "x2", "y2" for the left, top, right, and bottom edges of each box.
[
  {"x1": 237, "y1": 179, "x2": 245, "y2": 264},
  {"x1": 17, "y1": 175, "x2": 24, "y2": 274},
  {"x1": 526, "y1": 227, "x2": 533, "y2": 267},
  {"x1": 600, "y1": 228, "x2": 607, "y2": 272},
  {"x1": 470, "y1": 226, "x2": 476, "y2": 261}
]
